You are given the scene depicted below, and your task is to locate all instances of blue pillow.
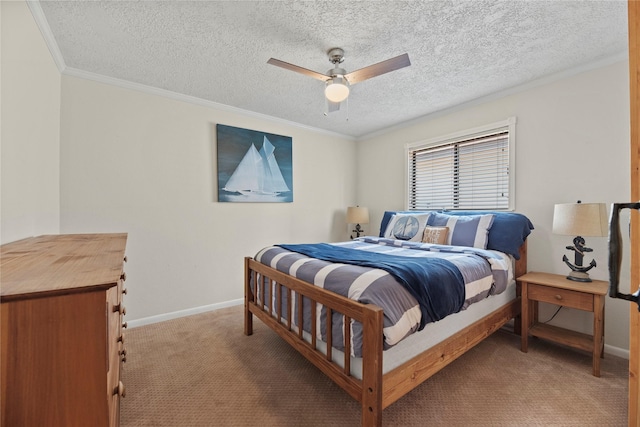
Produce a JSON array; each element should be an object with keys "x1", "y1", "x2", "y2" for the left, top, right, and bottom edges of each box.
[
  {"x1": 379, "y1": 210, "x2": 534, "y2": 259},
  {"x1": 427, "y1": 213, "x2": 495, "y2": 249}
]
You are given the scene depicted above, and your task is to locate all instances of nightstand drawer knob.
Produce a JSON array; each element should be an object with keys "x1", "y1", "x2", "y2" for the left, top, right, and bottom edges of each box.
[
  {"x1": 555, "y1": 294, "x2": 563, "y2": 300},
  {"x1": 114, "y1": 381, "x2": 126, "y2": 397}
]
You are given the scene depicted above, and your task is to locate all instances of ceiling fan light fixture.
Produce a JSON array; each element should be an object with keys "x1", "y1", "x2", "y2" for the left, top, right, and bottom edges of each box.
[{"x1": 325, "y1": 76, "x2": 350, "y2": 103}]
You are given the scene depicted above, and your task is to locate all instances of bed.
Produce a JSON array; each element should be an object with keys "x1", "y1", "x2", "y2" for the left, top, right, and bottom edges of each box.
[{"x1": 244, "y1": 210, "x2": 533, "y2": 426}]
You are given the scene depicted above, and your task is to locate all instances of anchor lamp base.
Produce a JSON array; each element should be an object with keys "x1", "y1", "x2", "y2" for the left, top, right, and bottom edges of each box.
[{"x1": 566, "y1": 270, "x2": 592, "y2": 282}]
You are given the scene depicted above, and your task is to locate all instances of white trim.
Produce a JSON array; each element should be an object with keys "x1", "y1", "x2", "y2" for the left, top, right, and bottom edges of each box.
[
  {"x1": 405, "y1": 117, "x2": 516, "y2": 150},
  {"x1": 27, "y1": 0, "x2": 348, "y2": 141},
  {"x1": 605, "y1": 343, "x2": 630, "y2": 360},
  {"x1": 26, "y1": 0, "x2": 625, "y2": 143},
  {"x1": 360, "y1": 52, "x2": 627, "y2": 141},
  {"x1": 62, "y1": 67, "x2": 356, "y2": 141},
  {"x1": 126, "y1": 298, "x2": 244, "y2": 329},
  {"x1": 126, "y1": 297, "x2": 630, "y2": 359},
  {"x1": 27, "y1": 0, "x2": 625, "y2": 142},
  {"x1": 404, "y1": 117, "x2": 516, "y2": 211},
  {"x1": 26, "y1": 1, "x2": 67, "y2": 72},
  {"x1": 28, "y1": 0, "x2": 353, "y2": 140}
]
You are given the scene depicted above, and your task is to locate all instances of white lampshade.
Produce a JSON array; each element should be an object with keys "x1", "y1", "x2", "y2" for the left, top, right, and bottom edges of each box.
[
  {"x1": 552, "y1": 202, "x2": 607, "y2": 237},
  {"x1": 325, "y1": 77, "x2": 350, "y2": 103},
  {"x1": 346, "y1": 206, "x2": 369, "y2": 225}
]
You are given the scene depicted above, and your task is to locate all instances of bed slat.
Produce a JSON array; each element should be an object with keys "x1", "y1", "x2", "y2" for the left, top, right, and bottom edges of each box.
[
  {"x1": 326, "y1": 307, "x2": 333, "y2": 361},
  {"x1": 344, "y1": 315, "x2": 351, "y2": 375},
  {"x1": 311, "y1": 300, "x2": 317, "y2": 349},
  {"x1": 297, "y1": 293, "x2": 303, "y2": 340}
]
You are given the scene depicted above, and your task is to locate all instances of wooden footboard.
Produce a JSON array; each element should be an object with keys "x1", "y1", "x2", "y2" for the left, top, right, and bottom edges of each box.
[
  {"x1": 244, "y1": 242, "x2": 526, "y2": 427},
  {"x1": 244, "y1": 257, "x2": 385, "y2": 426}
]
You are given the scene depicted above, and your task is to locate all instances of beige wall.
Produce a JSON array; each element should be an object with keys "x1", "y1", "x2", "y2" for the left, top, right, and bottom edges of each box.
[
  {"x1": 1, "y1": 1, "x2": 61, "y2": 243},
  {"x1": 358, "y1": 61, "x2": 631, "y2": 353},
  {"x1": 59, "y1": 76, "x2": 356, "y2": 321}
]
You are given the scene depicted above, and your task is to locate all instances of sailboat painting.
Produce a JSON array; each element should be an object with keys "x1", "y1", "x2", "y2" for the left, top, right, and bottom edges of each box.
[{"x1": 217, "y1": 124, "x2": 293, "y2": 202}]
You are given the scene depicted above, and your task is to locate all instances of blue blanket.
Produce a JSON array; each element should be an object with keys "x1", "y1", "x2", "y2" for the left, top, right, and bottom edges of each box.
[{"x1": 277, "y1": 243, "x2": 465, "y2": 329}]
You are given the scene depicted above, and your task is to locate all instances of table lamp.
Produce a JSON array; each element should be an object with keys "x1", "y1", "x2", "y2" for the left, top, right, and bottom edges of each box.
[
  {"x1": 346, "y1": 206, "x2": 369, "y2": 239},
  {"x1": 552, "y1": 201, "x2": 607, "y2": 282}
]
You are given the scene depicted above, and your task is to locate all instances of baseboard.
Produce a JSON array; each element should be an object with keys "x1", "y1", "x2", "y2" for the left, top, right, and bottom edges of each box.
[
  {"x1": 127, "y1": 298, "x2": 244, "y2": 329},
  {"x1": 127, "y1": 301, "x2": 632, "y2": 360},
  {"x1": 605, "y1": 343, "x2": 630, "y2": 360}
]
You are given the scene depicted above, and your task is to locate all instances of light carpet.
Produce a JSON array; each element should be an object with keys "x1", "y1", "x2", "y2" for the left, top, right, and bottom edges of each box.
[{"x1": 121, "y1": 305, "x2": 627, "y2": 426}]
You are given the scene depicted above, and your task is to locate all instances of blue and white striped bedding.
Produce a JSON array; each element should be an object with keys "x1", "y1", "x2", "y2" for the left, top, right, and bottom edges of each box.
[{"x1": 254, "y1": 237, "x2": 513, "y2": 357}]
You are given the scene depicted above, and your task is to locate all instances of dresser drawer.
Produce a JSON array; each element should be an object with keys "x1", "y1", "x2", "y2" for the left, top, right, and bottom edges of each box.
[{"x1": 528, "y1": 283, "x2": 594, "y2": 311}]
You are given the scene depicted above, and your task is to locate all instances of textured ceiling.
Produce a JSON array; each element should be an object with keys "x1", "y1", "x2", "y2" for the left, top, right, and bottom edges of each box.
[{"x1": 36, "y1": 1, "x2": 628, "y2": 138}]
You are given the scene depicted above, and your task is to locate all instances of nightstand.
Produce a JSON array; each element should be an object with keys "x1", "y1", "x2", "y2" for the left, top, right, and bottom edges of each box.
[{"x1": 518, "y1": 271, "x2": 608, "y2": 377}]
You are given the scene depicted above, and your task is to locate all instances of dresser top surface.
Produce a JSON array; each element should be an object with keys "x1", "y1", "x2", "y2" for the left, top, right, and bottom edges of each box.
[{"x1": 1, "y1": 233, "x2": 128, "y2": 301}]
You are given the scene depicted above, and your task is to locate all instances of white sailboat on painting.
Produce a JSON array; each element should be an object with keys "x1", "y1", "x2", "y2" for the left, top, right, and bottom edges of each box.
[{"x1": 223, "y1": 136, "x2": 290, "y2": 198}]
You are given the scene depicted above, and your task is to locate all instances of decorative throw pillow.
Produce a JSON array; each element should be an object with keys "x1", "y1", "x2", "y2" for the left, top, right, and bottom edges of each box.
[
  {"x1": 427, "y1": 213, "x2": 495, "y2": 249},
  {"x1": 383, "y1": 213, "x2": 431, "y2": 242},
  {"x1": 422, "y1": 226, "x2": 449, "y2": 244}
]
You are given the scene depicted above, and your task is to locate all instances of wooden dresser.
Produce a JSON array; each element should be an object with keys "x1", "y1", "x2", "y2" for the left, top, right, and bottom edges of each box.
[{"x1": 1, "y1": 233, "x2": 128, "y2": 427}]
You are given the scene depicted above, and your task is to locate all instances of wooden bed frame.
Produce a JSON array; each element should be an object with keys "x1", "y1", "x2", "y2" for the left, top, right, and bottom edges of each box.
[{"x1": 244, "y1": 241, "x2": 527, "y2": 426}]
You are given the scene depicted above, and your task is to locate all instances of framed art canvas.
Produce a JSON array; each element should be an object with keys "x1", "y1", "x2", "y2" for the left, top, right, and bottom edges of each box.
[{"x1": 217, "y1": 124, "x2": 293, "y2": 203}]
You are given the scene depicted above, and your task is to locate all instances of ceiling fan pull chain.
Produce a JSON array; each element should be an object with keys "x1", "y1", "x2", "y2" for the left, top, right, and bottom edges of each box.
[{"x1": 346, "y1": 96, "x2": 349, "y2": 122}]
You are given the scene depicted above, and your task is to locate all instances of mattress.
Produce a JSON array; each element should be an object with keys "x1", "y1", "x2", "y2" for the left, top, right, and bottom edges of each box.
[{"x1": 305, "y1": 280, "x2": 517, "y2": 379}]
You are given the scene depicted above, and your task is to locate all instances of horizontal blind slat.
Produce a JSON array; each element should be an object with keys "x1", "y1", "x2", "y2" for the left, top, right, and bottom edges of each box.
[{"x1": 408, "y1": 128, "x2": 510, "y2": 210}]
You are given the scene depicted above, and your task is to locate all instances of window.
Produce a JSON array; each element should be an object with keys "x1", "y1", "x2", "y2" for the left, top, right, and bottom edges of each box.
[{"x1": 406, "y1": 118, "x2": 515, "y2": 211}]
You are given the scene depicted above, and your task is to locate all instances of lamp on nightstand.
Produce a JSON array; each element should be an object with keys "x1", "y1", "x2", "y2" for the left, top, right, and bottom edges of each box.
[
  {"x1": 346, "y1": 206, "x2": 369, "y2": 239},
  {"x1": 552, "y1": 200, "x2": 607, "y2": 282}
]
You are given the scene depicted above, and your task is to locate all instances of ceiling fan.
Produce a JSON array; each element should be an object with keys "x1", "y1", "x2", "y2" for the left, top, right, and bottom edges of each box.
[{"x1": 267, "y1": 48, "x2": 411, "y2": 113}]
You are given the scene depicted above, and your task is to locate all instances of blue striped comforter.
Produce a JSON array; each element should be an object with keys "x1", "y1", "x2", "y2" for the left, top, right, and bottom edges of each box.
[{"x1": 254, "y1": 237, "x2": 512, "y2": 357}]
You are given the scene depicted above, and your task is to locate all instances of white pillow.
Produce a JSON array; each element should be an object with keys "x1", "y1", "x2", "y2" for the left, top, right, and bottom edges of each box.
[{"x1": 383, "y1": 213, "x2": 432, "y2": 242}]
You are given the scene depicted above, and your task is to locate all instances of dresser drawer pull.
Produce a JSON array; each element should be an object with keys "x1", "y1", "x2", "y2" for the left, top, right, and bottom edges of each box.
[
  {"x1": 114, "y1": 381, "x2": 126, "y2": 398},
  {"x1": 122, "y1": 321, "x2": 128, "y2": 329},
  {"x1": 122, "y1": 288, "x2": 128, "y2": 295},
  {"x1": 555, "y1": 294, "x2": 563, "y2": 301},
  {"x1": 124, "y1": 256, "x2": 128, "y2": 263},
  {"x1": 120, "y1": 272, "x2": 127, "y2": 282},
  {"x1": 118, "y1": 334, "x2": 125, "y2": 344},
  {"x1": 114, "y1": 304, "x2": 126, "y2": 316},
  {"x1": 120, "y1": 348, "x2": 127, "y2": 363}
]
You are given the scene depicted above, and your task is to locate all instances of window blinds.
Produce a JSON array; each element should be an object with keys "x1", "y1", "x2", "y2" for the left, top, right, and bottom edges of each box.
[{"x1": 408, "y1": 130, "x2": 509, "y2": 210}]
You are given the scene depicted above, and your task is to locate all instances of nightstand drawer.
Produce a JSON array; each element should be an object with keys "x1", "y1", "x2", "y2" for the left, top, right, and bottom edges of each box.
[{"x1": 528, "y1": 284, "x2": 594, "y2": 311}]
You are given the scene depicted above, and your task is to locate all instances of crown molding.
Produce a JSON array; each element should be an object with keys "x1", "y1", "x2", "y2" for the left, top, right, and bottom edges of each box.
[
  {"x1": 27, "y1": 0, "x2": 625, "y2": 143},
  {"x1": 62, "y1": 67, "x2": 355, "y2": 141},
  {"x1": 27, "y1": 1, "x2": 66, "y2": 72},
  {"x1": 358, "y1": 51, "x2": 629, "y2": 141},
  {"x1": 27, "y1": 0, "x2": 354, "y2": 141}
]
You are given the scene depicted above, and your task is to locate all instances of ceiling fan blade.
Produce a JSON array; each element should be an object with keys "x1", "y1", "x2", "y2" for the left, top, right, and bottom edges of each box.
[
  {"x1": 344, "y1": 53, "x2": 411, "y2": 85},
  {"x1": 267, "y1": 58, "x2": 328, "y2": 82}
]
